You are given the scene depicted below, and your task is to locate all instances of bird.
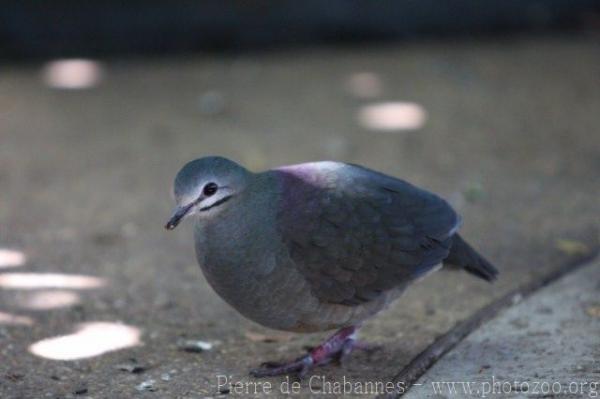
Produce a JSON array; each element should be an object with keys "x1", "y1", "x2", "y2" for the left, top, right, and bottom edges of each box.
[{"x1": 165, "y1": 156, "x2": 498, "y2": 378}]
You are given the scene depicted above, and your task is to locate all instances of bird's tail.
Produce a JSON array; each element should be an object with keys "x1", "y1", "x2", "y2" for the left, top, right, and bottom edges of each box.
[{"x1": 444, "y1": 234, "x2": 498, "y2": 282}]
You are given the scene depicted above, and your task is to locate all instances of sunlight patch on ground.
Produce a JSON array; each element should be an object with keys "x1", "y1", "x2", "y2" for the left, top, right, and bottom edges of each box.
[
  {"x1": 42, "y1": 59, "x2": 103, "y2": 90},
  {"x1": 0, "y1": 273, "x2": 106, "y2": 290},
  {"x1": 29, "y1": 322, "x2": 142, "y2": 360},
  {"x1": 357, "y1": 102, "x2": 427, "y2": 132},
  {"x1": 0, "y1": 249, "x2": 26, "y2": 269},
  {"x1": 0, "y1": 311, "x2": 34, "y2": 326},
  {"x1": 17, "y1": 290, "x2": 81, "y2": 310}
]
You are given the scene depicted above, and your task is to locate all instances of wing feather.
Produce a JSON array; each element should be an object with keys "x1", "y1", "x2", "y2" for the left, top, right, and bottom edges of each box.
[{"x1": 276, "y1": 162, "x2": 460, "y2": 305}]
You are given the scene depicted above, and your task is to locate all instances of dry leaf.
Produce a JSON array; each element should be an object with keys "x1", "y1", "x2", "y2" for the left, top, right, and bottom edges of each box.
[
  {"x1": 554, "y1": 239, "x2": 589, "y2": 256},
  {"x1": 585, "y1": 305, "x2": 600, "y2": 318}
]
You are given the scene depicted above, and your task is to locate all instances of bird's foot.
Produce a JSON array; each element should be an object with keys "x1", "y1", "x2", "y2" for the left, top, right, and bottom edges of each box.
[
  {"x1": 249, "y1": 326, "x2": 358, "y2": 378},
  {"x1": 250, "y1": 356, "x2": 314, "y2": 379}
]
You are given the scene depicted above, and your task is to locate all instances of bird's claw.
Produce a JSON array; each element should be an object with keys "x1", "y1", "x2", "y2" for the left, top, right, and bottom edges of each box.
[
  {"x1": 250, "y1": 355, "x2": 313, "y2": 378},
  {"x1": 259, "y1": 361, "x2": 284, "y2": 368}
]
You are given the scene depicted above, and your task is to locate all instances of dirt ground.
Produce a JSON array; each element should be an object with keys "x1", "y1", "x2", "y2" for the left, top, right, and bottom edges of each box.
[{"x1": 1, "y1": 35, "x2": 599, "y2": 398}]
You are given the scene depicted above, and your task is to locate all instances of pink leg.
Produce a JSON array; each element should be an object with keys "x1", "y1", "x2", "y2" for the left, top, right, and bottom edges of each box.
[{"x1": 250, "y1": 326, "x2": 358, "y2": 378}]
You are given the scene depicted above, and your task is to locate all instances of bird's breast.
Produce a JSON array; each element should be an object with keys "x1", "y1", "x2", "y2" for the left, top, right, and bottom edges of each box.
[{"x1": 192, "y1": 201, "x2": 318, "y2": 331}]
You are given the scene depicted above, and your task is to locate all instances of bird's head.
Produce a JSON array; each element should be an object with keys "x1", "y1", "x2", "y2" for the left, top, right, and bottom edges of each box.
[{"x1": 165, "y1": 156, "x2": 251, "y2": 230}]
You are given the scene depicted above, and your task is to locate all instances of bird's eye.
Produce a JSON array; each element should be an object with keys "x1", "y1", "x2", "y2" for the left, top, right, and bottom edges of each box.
[{"x1": 203, "y1": 182, "x2": 218, "y2": 196}]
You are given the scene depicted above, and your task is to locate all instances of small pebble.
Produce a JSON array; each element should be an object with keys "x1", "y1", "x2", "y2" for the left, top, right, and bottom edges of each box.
[
  {"x1": 136, "y1": 379, "x2": 157, "y2": 392},
  {"x1": 115, "y1": 363, "x2": 146, "y2": 373},
  {"x1": 177, "y1": 339, "x2": 215, "y2": 353},
  {"x1": 73, "y1": 384, "x2": 88, "y2": 395},
  {"x1": 161, "y1": 373, "x2": 171, "y2": 381}
]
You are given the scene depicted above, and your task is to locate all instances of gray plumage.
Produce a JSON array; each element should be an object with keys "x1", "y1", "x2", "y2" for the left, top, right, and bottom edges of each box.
[{"x1": 167, "y1": 156, "x2": 498, "y2": 333}]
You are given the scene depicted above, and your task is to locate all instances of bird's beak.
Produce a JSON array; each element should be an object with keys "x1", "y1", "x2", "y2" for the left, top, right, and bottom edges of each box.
[{"x1": 165, "y1": 203, "x2": 194, "y2": 230}]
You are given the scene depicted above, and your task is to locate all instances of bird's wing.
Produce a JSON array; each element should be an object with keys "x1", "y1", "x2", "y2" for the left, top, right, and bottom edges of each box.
[{"x1": 275, "y1": 162, "x2": 461, "y2": 305}]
